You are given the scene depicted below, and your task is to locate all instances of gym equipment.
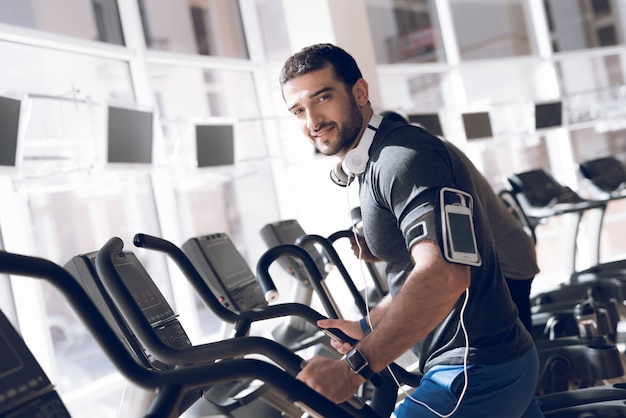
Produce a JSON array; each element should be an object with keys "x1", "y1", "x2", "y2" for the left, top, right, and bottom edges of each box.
[
  {"x1": 0, "y1": 250, "x2": 373, "y2": 418},
  {"x1": 65, "y1": 248, "x2": 283, "y2": 417},
  {"x1": 259, "y1": 219, "x2": 340, "y2": 348},
  {"x1": 95, "y1": 236, "x2": 388, "y2": 416},
  {"x1": 573, "y1": 156, "x2": 626, "y2": 280},
  {"x1": 502, "y1": 168, "x2": 626, "y2": 312},
  {"x1": 579, "y1": 156, "x2": 626, "y2": 198},
  {"x1": 4, "y1": 247, "x2": 625, "y2": 417},
  {"x1": 0, "y1": 307, "x2": 70, "y2": 417},
  {"x1": 506, "y1": 168, "x2": 607, "y2": 276},
  {"x1": 134, "y1": 233, "x2": 420, "y2": 387},
  {"x1": 540, "y1": 383, "x2": 626, "y2": 416},
  {"x1": 261, "y1": 216, "x2": 386, "y2": 317}
]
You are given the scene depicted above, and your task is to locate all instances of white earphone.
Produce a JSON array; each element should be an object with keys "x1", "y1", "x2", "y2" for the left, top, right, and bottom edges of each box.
[{"x1": 330, "y1": 113, "x2": 383, "y2": 187}]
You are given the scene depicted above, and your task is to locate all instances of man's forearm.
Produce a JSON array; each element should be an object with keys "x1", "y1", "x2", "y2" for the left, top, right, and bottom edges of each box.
[{"x1": 356, "y1": 241, "x2": 470, "y2": 372}]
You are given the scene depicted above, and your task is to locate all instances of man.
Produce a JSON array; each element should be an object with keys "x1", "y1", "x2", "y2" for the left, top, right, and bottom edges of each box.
[
  {"x1": 279, "y1": 43, "x2": 543, "y2": 417},
  {"x1": 379, "y1": 110, "x2": 539, "y2": 334}
]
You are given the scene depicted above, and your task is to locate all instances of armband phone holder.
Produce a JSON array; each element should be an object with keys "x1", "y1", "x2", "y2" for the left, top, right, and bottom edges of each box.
[{"x1": 438, "y1": 187, "x2": 482, "y2": 267}]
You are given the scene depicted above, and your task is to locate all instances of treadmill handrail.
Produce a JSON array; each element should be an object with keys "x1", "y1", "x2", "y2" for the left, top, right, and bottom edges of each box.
[
  {"x1": 133, "y1": 233, "x2": 239, "y2": 323},
  {"x1": 133, "y1": 233, "x2": 354, "y2": 341},
  {"x1": 132, "y1": 233, "x2": 421, "y2": 387},
  {"x1": 295, "y1": 233, "x2": 368, "y2": 316},
  {"x1": 0, "y1": 250, "x2": 382, "y2": 418},
  {"x1": 95, "y1": 236, "x2": 306, "y2": 373}
]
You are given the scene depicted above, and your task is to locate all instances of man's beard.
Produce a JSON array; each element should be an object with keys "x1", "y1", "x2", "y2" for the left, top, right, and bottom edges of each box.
[{"x1": 315, "y1": 94, "x2": 364, "y2": 156}]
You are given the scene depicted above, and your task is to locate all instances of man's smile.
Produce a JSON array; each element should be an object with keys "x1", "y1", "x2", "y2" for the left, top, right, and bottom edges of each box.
[{"x1": 310, "y1": 124, "x2": 336, "y2": 144}]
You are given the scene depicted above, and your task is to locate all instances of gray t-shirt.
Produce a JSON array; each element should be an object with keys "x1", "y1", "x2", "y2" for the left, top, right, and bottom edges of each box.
[
  {"x1": 446, "y1": 141, "x2": 539, "y2": 280},
  {"x1": 359, "y1": 119, "x2": 534, "y2": 373}
]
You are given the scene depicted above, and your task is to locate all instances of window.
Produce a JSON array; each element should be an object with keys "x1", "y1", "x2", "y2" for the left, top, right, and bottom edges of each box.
[
  {"x1": 139, "y1": 0, "x2": 248, "y2": 58},
  {"x1": 545, "y1": 0, "x2": 624, "y2": 52},
  {"x1": 449, "y1": 0, "x2": 531, "y2": 60},
  {"x1": 366, "y1": 0, "x2": 445, "y2": 64},
  {"x1": 0, "y1": 0, "x2": 124, "y2": 45}
]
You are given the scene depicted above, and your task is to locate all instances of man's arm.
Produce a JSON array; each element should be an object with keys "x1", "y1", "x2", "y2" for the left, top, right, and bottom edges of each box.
[
  {"x1": 356, "y1": 239, "x2": 470, "y2": 372},
  {"x1": 296, "y1": 239, "x2": 470, "y2": 403}
]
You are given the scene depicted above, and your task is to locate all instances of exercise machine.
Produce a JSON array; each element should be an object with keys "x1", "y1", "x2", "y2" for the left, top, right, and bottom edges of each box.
[
  {"x1": 1, "y1": 250, "x2": 373, "y2": 418},
  {"x1": 0, "y1": 307, "x2": 70, "y2": 417}
]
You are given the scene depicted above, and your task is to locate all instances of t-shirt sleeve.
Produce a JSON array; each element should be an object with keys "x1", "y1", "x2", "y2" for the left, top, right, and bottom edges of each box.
[{"x1": 372, "y1": 133, "x2": 453, "y2": 251}]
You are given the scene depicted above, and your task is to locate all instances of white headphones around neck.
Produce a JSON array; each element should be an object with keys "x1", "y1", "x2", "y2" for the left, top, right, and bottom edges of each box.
[{"x1": 330, "y1": 113, "x2": 383, "y2": 187}]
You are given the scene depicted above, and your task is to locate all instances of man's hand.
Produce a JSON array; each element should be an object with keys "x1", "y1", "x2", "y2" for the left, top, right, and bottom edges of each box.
[
  {"x1": 349, "y1": 234, "x2": 380, "y2": 263},
  {"x1": 296, "y1": 356, "x2": 365, "y2": 404},
  {"x1": 317, "y1": 318, "x2": 364, "y2": 354}
]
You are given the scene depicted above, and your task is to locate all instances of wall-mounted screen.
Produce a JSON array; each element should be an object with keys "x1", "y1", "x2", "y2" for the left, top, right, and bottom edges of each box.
[
  {"x1": 462, "y1": 112, "x2": 493, "y2": 140},
  {"x1": 107, "y1": 106, "x2": 153, "y2": 164},
  {"x1": 195, "y1": 124, "x2": 234, "y2": 167},
  {"x1": 535, "y1": 101, "x2": 562, "y2": 129},
  {"x1": 408, "y1": 113, "x2": 444, "y2": 137},
  {"x1": 0, "y1": 95, "x2": 23, "y2": 167}
]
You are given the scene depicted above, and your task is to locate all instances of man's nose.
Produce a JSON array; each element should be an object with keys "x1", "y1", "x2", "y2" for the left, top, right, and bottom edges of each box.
[{"x1": 306, "y1": 110, "x2": 323, "y2": 132}]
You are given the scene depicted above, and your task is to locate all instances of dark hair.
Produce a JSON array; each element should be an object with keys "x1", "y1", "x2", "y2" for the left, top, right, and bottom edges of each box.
[{"x1": 279, "y1": 43, "x2": 363, "y2": 88}]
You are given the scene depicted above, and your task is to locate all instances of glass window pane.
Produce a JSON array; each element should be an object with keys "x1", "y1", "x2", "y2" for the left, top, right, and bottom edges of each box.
[
  {"x1": 16, "y1": 169, "x2": 167, "y2": 393},
  {"x1": 0, "y1": 0, "x2": 124, "y2": 45},
  {"x1": 148, "y1": 65, "x2": 267, "y2": 162},
  {"x1": 461, "y1": 59, "x2": 560, "y2": 105},
  {"x1": 557, "y1": 53, "x2": 626, "y2": 123},
  {"x1": 0, "y1": 40, "x2": 134, "y2": 102},
  {"x1": 139, "y1": 0, "x2": 248, "y2": 58},
  {"x1": 378, "y1": 72, "x2": 448, "y2": 111},
  {"x1": 255, "y1": 0, "x2": 291, "y2": 62},
  {"x1": 545, "y1": 0, "x2": 625, "y2": 52},
  {"x1": 366, "y1": 0, "x2": 445, "y2": 64},
  {"x1": 449, "y1": 0, "x2": 531, "y2": 60}
]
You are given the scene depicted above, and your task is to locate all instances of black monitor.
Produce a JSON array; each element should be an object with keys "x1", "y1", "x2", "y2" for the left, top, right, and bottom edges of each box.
[
  {"x1": 260, "y1": 219, "x2": 326, "y2": 282},
  {"x1": 535, "y1": 101, "x2": 562, "y2": 129},
  {"x1": 182, "y1": 233, "x2": 267, "y2": 311},
  {"x1": 508, "y1": 169, "x2": 581, "y2": 207},
  {"x1": 0, "y1": 95, "x2": 23, "y2": 167},
  {"x1": 579, "y1": 157, "x2": 626, "y2": 193},
  {"x1": 408, "y1": 113, "x2": 444, "y2": 137},
  {"x1": 462, "y1": 112, "x2": 493, "y2": 140},
  {"x1": 195, "y1": 123, "x2": 235, "y2": 167},
  {"x1": 0, "y1": 309, "x2": 69, "y2": 416},
  {"x1": 107, "y1": 105, "x2": 153, "y2": 164},
  {"x1": 113, "y1": 252, "x2": 176, "y2": 325}
]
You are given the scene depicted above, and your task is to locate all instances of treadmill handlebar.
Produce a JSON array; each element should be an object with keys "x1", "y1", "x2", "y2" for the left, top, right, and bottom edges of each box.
[
  {"x1": 295, "y1": 233, "x2": 367, "y2": 316},
  {"x1": 256, "y1": 243, "x2": 340, "y2": 318},
  {"x1": 133, "y1": 232, "x2": 239, "y2": 323}
]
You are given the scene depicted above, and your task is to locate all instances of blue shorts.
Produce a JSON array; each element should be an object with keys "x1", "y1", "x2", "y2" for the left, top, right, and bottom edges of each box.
[{"x1": 393, "y1": 346, "x2": 544, "y2": 418}]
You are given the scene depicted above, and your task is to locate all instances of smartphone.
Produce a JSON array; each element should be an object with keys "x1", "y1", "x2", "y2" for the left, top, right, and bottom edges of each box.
[{"x1": 440, "y1": 188, "x2": 482, "y2": 266}]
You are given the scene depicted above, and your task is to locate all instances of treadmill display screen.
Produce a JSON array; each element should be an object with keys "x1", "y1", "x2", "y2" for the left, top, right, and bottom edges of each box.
[
  {"x1": 120, "y1": 263, "x2": 160, "y2": 310},
  {"x1": 113, "y1": 254, "x2": 175, "y2": 324},
  {"x1": 200, "y1": 236, "x2": 254, "y2": 292},
  {"x1": 0, "y1": 331, "x2": 22, "y2": 378}
]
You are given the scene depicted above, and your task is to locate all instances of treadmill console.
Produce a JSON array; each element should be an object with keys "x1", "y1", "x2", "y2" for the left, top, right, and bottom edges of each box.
[
  {"x1": 0, "y1": 309, "x2": 70, "y2": 417},
  {"x1": 579, "y1": 157, "x2": 626, "y2": 194},
  {"x1": 260, "y1": 219, "x2": 327, "y2": 282},
  {"x1": 65, "y1": 251, "x2": 191, "y2": 369},
  {"x1": 182, "y1": 233, "x2": 267, "y2": 312},
  {"x1": 508, "y1": 169, "x2": 583, "y2": 207}
]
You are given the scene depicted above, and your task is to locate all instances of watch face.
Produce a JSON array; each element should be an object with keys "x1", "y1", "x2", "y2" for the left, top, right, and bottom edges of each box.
[{"x1": 346, "y1": 348, "x2": 368, "y2": 372}]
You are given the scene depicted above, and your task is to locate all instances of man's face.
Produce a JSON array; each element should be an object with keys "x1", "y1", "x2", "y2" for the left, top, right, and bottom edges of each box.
[{"x1": 282, "y1": 66, "x2": 364, "y2": 157}]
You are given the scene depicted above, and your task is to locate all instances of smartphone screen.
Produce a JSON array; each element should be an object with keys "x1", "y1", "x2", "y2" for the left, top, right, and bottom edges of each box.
[{"x1": 443, "y1": 204, "x2": 481, "y2": 266}]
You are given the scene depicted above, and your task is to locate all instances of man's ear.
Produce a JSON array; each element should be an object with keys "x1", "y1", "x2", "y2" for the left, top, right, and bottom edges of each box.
[{"x1": 352, "y1": 78, "x2": 369, "y2": 107}]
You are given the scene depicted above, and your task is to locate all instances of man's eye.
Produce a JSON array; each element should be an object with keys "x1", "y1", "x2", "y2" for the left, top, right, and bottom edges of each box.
[{"x1": 318, "y1": 95, "x2": 329, "y2": 103}]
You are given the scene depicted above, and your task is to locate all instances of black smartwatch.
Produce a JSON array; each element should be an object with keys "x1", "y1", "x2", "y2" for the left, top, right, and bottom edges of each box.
[{"x1": 344, "y1": 347, "x2": 376, "y2": 380}]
